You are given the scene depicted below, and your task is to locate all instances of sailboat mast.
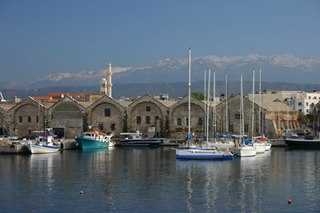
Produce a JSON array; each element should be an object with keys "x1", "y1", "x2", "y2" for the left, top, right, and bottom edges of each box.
[
  {"x1": 225, "y1": 74, "x2": 229, "y2": 133},
  {"x1": 206, "y1": 69, "x2": 211, "y2": 142},
  {"x1": 251, "y1": 69, "x2": 255, "y2": 140},
  {"x1": 259, "y1": 68, "x2": 262, "y2": 135},
  {"x1": 204, "y1": 69, "x2": 207, "y2": 140},
  {"x1": 188, "y1": 48, "x2": 191, "y2": 143},
  {"x1": 240, "y1": 74, "x2": 244, "y2": 137},
  {"x1": 213, "y1": 70, "x2": 216, "y2": 142}
]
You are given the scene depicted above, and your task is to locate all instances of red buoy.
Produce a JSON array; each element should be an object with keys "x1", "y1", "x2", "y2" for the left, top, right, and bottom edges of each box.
[{"x1": 288, "y1": 199, "x2": 292, "y2": 205}]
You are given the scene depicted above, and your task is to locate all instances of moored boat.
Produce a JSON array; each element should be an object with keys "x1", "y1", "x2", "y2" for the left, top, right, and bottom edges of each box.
[
  {"x1": 176, "y1": 147, "x2": 234, "y2": 160},
  {"x1": 118, "y1": 131, "x2": 163, "y2": 147},
  {"x1": 76, "y1": 131, "x2": 114, "y2": 150},
  {"x1": 284, "y1": 136, "x2": 320, "y2": 149},
  {"x1": 27, "y1": 142, "x2": 60, "y2": 154},
  {"x1": 27, "y1": 128, "x2": 62, "y2": 154}
]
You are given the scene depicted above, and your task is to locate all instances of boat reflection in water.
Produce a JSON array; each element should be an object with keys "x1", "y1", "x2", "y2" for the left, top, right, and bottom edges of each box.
[{"x1": 175, "y1": 151, "x2": 272, "y2": 212}]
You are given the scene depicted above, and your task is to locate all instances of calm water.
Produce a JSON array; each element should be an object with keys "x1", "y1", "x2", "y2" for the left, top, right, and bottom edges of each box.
[{"x1": 0, "y1": 147, "x2": 320, "y2": 213}]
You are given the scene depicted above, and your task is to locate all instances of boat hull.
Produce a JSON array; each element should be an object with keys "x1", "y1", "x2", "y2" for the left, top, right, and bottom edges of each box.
[
  {"x1": 176, "y1": 148, "x2": 234, "y2": 160},
  {"x1": 76, "y1": 137, "x2": 109, "y2": 150},
  {"x1": 119, "y1": 139, "x2": 162, "y2": 147},
  {"x1": 235, "y1": 146, "x2": 256, "y2": 157},
  {"x1": 284, "y1": 138, "x2": 320, "y2": 149},
  {"x1": 27, "y1": 144, "x2": 60, "y2": 154}
]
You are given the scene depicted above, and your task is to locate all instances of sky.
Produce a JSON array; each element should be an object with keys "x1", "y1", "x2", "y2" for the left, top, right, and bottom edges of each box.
[{"x1": 0, "y1": 0, "x2": 320, "y2": 81}]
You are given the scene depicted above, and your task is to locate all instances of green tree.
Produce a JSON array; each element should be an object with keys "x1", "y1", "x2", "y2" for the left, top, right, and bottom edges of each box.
[
  {"x1": 297, "y1": 112, "x2": 313, "y2": 127},
  {"x1": 191, "y1": 92, "x2": 204, "y2": 101}
]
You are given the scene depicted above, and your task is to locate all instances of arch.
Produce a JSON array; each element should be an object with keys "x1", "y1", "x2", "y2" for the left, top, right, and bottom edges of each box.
[
  {"x1": 8, "y1": 97, "x2": 46, "y2": 136},
  {"x1": 86, "y1": 95, "x2": 125, "y2": 135},
  {"x1": 169, "y1": 96, "x2": 205, "y2": 139},
  {"x1": 49, "y1": 97, "x2": 85, "y2": 138},
  {"x1": 127, "y1": 94, "x2": 168, "y2": 137}
]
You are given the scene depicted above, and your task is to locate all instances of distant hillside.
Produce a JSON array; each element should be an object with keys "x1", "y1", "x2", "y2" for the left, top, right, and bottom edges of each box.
[{"x1": 1, "y1": 81, "x2": 320, "y2": 101}]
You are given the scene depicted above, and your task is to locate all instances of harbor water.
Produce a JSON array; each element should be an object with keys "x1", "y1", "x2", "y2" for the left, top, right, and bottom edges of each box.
[{"x1": 0, "y1": 147, "x2": 319, "y2": 212}]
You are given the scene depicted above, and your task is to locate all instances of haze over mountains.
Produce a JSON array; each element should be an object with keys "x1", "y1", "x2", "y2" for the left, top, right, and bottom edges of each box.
[{"x1": 1, "y1": 54, "x2": 320, "y2": 100}]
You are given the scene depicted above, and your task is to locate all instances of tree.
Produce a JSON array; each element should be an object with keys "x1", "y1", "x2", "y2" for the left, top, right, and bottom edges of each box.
[{"x1": 191, "y1": 92, "x2": 204, "y2": 101}]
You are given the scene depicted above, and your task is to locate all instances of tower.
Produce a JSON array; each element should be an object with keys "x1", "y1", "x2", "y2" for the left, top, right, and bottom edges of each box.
[
  {"x1": 107, "y1": 63, "x2": 112, "y2": 98},
  {"x1": 100, "y1": 78, "x2": 107, "y2": 95}
]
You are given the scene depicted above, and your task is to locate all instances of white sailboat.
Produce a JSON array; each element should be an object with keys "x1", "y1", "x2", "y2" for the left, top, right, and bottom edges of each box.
[
  {"x1": 234, "y1": 74, "x2": 256, "y2": 157},
  {"x1": 175, "y1": 49, "x2": 234, "y2": 160},
  {"x1": 252, "y1": 68, "x2": 271, "y2": 151},
  {"x1": 251, "y1": 70, "x2": 266, "y2": 154},
  {"x1": 207, "y1": 72, "x2": 235, "y2": 149}
]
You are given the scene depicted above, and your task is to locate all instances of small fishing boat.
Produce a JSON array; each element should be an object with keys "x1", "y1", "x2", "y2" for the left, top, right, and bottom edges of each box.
[
  {"x1": 27, "y1": 128, "x2": 62, "y2": 154},
  {"x1": 76, "y1": 131, "x2": 114, "y2": 150}
]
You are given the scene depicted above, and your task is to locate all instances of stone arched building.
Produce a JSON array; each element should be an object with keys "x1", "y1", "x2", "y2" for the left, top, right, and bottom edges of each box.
[
  {"x1": 7, "y1": 97, "x2": 46, "y2": 136},
  {"x1": 169, "y1": 96, "x2": 205, "y2": 140},
  {"x1": 126, "y1": 94, "x2": 168, "y2": 137},
  {"x1": 47, "y1": 96, "x2": 86, "y2": 138},
  {"x1": 86, "y1": 95, "x2": 125, "y2": 135}
]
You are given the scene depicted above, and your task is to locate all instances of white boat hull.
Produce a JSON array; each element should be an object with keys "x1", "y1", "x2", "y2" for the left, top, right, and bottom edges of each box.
[
  {"x1": 235, "y1": 146, "x2": 256, "y2": 157},
  {"x1": 176, "y1": 148, "x2": 234, "y2": 160},
  {"x1": 253, "y1": 143, "x2": 266, "y2": 154},
  {"x1": 27, "y1": 144, "x2": 60, "y2": 154},
  {"x1": 207, "y1": 141, "x2": 235, "y2": 149}
]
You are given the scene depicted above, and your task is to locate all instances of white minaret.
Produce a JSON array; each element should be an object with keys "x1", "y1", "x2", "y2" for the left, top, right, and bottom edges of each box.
[
  {"x1": 100, "y1": 78, "x2": 107, "y2": 95},
  {"x1": 107, "y1": 63, "x2": 112, "y2": 98}
]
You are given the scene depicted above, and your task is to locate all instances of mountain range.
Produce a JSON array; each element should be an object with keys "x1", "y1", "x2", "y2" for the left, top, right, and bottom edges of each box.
[{"x1": 1, "y1": 54, "x2": 320, "y2": 100}]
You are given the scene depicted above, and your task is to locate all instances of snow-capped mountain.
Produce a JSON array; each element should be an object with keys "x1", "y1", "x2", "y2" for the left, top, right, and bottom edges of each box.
[{"x1": 2, "y1": 54, "x2": 320, "y2": 89}]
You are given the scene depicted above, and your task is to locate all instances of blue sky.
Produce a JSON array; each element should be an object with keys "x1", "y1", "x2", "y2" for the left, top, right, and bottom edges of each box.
[{"x1": 0, "y1": 0, "x2": 319, "y2": 81}]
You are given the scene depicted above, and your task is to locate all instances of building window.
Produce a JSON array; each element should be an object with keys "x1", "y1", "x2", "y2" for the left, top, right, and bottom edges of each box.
[
  {"x1": 146, "y1": 106, "x2": 151, "y2": 112},
  {"x1": 104, "y1": 108, "x2": 111, "y2": 117},
  {"x1": 198, "y1": 118, "x2": 203, "y2": 125},
  {"x1": 146, "y1": 116, "x2": 150, "y2": 124},
  {"x1": 306, "y1": 102, "x2": 309, "y2": 106},
  {"x1": 235, "y1": 113, "x2": 241, "y2": 119},
  {"x1": 111, "y1": 123, "x2": 116, "y2": 131},
  {"x1": 28, "y1": 129, "x2": 32, "y2": 135},
  {"x1": 298, "y1": 102, "x2": 302, "y2": 106},
  {"x1": 19, "y1": 116, "x2": 22, "y2": 123},
  {"x1": 155, "y1": 116, "x2": 159, "y2": 120},
  {"x1": 36, "y1": 116, "x2": 39, "y2": 123},
  {"x1": 186, "y1": 118, "x2": 189, "y2": 126},
  {"x1": 98, "y1": 123, "x2": 103, "y2": 131},
  {"x1": 28, "y1": 116, "x2": 31, "y2": 123},
  {"x1": 137, "y1": 116, "x2": 141, "y2": 124},
  {"x1": 177, "y1": 118, "x2": 182, "y2": 126},
  {"x1": 309, "y1": 96, "x2": 311, "y2": 99}
]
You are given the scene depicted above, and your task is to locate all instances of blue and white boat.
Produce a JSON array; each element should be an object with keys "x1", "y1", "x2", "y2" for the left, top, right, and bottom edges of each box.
[
  {"x1": 76, "y1": 131, "x2": 114, "y2": 150},
  {"x1": 27, "y1": 128, "x2": 62, "y2": 154}
]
